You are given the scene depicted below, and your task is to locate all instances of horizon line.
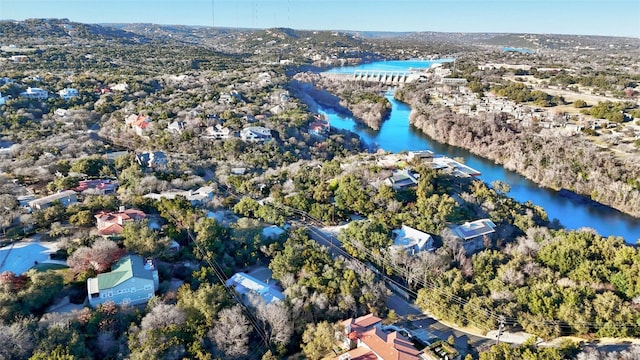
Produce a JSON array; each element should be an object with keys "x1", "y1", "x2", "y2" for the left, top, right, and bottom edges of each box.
[{"x1": 1, "y1": 17, "x2": 639, "y2": 40}]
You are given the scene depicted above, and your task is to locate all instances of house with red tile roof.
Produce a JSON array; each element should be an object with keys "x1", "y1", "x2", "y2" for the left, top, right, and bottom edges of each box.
[
  {"x1": 95, "y1": 208, "x2": 146, "y2": 236},
  {"x1": 73, "y1": 179, "x2": 118, "y2": 195},
  {"x1": 126, "y1": 114, "x2": 154, "y2": 136},
  {"x1": 337, "y1": 313, "x2": 423, "y2": 360},
  {"x1": 309, "y1": 120, "x2": 330, "y2": 138}
]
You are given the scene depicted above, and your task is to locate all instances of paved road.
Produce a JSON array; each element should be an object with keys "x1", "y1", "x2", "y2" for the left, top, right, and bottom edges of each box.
[
  {"x1": 301, "y1": 223, "x2": 512, "y2": 355},
  {"x1": 386, "y1": 293, "x2": 495, "y2": 354}
]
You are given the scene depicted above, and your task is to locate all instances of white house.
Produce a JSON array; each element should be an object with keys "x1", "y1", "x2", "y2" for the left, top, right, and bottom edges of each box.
[
  {"x1": 441, "y1": 78, "x2": 468, "y2": 86},
  {"x1": 28, "y1": 190, "x2": 77, "y2": 210},
  {"x1": 205, "y1": 124, "x2": 232, "y2": 139},
  {"x1": 111, "y1": 83, "x2": 129, "y2": 92},
  {"x1": 143, "y1": 186, "x2": 215, "y2": 206},
  {"x1": 240, "y1": 126, "x2": 272, "y2": 142},
  {"x1": 58, "y1": 88, "x2": 79, "y2": 100},
  {"x1": 391, "y1": 225, "x2": 435, "y2": 254},
  {"x1": 0, "y1": 92, "x2": 6, "y2": 106},
  {"x1": 226, "y1": 272, "x2": 285, "y2": 306},
  {"x1": 20, "y1": 87, "x2": 49, "y2": 100},
  {"x1": 384, "y1": 169, "x2": 419, "y2": 190},
  {"x1": 54, "y1": 108, "x2": 70, "y2": 117},
  {"x1": 167, "y1": 121, "x2": 186, "y2": 135}
]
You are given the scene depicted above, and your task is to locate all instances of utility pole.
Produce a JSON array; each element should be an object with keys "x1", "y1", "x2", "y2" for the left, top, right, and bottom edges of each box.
[{"x1": 495, "y1": 316, "x2": 506, "y2": 345}]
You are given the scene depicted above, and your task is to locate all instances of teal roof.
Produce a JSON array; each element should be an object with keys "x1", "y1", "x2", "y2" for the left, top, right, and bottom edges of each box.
[{"x1": 95, "y1": 254, "x2": 154, "y2": 290}]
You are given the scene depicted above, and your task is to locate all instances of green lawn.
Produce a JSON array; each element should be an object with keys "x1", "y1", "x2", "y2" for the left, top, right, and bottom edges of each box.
[{"x1": 33, "y1": 263, "x2": 68, "y2": 272}]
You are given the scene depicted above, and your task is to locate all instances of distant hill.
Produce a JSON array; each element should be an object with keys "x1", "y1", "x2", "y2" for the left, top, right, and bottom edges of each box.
[
  {"x1": 0, "y1": 18, "x2": 149, "y2": 46},
  {"x1": 3, "y1": 19, "x2": 637, "y2": 55},
  {"x1": 401, "y1": 31, "x2": 640, "y2": 51}
]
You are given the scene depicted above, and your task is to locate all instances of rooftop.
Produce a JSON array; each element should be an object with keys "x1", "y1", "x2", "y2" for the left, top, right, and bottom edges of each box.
[
  {"x1": 88, "y1": 254, "x2": 156, "y2": 293},
  {"x1": 391, "y1": 225, "x2": 434, "y2": 252},
  {"x1": 226, "y1": 272, "x2": 284, "y2": 305},
  {"x1": 452, "y1": 218, "x2": 496, "y2": 240},
  {"x1": 358, "y1": 327, "x2": 421, "y2": 360},
  {"x1": 28, "y1": 190, "x2": 76, "y2": 207},
  {"x1": 343, "y1": 313, "x2": 383, "y2": 334}
]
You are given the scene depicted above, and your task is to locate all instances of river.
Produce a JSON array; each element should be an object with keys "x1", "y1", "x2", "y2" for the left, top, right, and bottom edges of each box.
[{"x1": 319, "y1": 61, "x2": 640, "y2": 243}]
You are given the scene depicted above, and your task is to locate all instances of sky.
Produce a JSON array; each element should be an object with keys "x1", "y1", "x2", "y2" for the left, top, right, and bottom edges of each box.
[{"x1": 0, "y1": 0, "x2": 638, "y2": 38}]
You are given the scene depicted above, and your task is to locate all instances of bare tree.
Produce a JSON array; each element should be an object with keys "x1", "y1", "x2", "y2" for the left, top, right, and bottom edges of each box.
[
  {"x1": 0, "y1": 319, "x2": 35, "y2": 360},
  {"x1": 140, "y1": 303, "x2": 187, "y2": 331},
  {"x1": 0, "y1": 194, "x2": 18, "y2": 236},
  {"x1": 256, "y1": 301, "x2": 293, "y2": 346},
  {"x1": 209, "y1": 305, "x2": 252, "y2": 359},
  {"x1": 67, "y1": 238, "x2": 125, "y2": 273}
]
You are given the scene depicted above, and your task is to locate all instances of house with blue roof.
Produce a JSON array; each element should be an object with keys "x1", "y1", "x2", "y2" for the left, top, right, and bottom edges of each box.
[
  {"x1": 87, "y1": 254, "x2": 159, "y2": 307},
  {"x1": 225, "y1": 272, "x2": 284, "y2": 306}
]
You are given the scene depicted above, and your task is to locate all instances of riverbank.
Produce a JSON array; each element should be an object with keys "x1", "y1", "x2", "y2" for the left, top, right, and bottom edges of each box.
[
  {"x1": 407, "y1": 102, "x2": 640, "y2": 219},
  {"x1": 292, "y1": 59, "x2": 640, "y2": 241},
  {"x1": 290, "y1": 72, "x2": 391, "y2": 130}
]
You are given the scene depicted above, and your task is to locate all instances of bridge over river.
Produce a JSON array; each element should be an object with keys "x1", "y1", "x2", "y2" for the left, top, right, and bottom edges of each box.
[{"x1": 321, "y1": 69, "x2": 422, "y2": 85}]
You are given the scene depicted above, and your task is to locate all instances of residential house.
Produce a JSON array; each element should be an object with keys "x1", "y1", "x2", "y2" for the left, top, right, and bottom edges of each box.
[
  {"x1": 243, "y1": 114, "x2": 257, "y2": 123},
  {"x1": 17, "y1": 194, "x2": 36, "y2": 208},
  {"x1": 219, "y1": 91, "x2": 242, "y2": 104},
  {"x1": 391, "y1": 225, "x2": 435, "y2": 255},
  {"x1": 20, "y1": 87, "x2": 49, "y2": 100},
  {"x1": 95, "y1": 86, "x2": 112, "y2": 95},
  {"x1": 432, "y1": 156, "x2": 481, "y2": 178},
  {"x1": 441, "y1": 78, "x2": 468, "y2": 86},
  {"x1": 58, "y1": 88, "x2": 79, "y2": 100},
  {"x1": 337, "y1": 313, "x2": 422, "y2": 360},
  {"x1": 225, "y1": 272, "x2": 285, "y2": 306},
  {"x1": 231, "y1": 167, "x2": 247, "y2": 175},
  {"x1": 143, "y1": 186, "x2": 215, "y2": 206},
  {"x1": 269, "y1": 104, "x2": 285, "y2": 115},
  {"x1": 28, "y1": 190, "x2": 77, "y2": 210},
  {"x1": 450, "y1": 218, "x2": 496, "y2": 255},
  {"x1": 255, "y1": 114, "x2": 270, "y2": 122},
  {"x1": 0, "y1": 92, "x2": 6, "y2": 106},
  {"x1": 129, "y1": 114, "x2": 153, "y2": 136},
  {"x1": 271, "y1": 90, "x2": 290, "y2": 104},
  {"x1": 407, "y1": 150, "x2": 434, "y2": 162},
  {"x1": 258, "y1": 72, "x2": 272, "y2": 86},
  {"x1": 87, "y1": 254, "x2": 159, "y2": 307},
  {"x1": 95, "y1": 208, "x2": 146, "y2": 236},
  {"x1": 136, "y1": 151, "x2": 168, "y2": 169},
  {"x1": 240, "y1": 126, "x2": 272, "y2": 142},
  {"x1": 262, "y1": 225, "x2": 285, "y2": 239},
  {"x1": 10, "y1": 55, "x2": 29, "y2": 62},
  {"x1": 205, "y1": 124, "x2": 232, "y2": 139},
  {"x1": 54, "y1": 108, "x2": 70, "y2": 117},
  {"x1": 309, "y1": 120, "x2": 330, "y2": 138},
  {"x1": 421, "y1": 341, "x2": 461, "y2": 360},
  {"x1": 218, "y1": 93, "x2": 232, "y2": 104},
  {"x1": 167, "y1": 121, "x2": 186, "y2": 135},
  {"x1": 111, "y1": 83, "x2": 128, "y2": 92},
  {"x1": 384, "y1": 169, "x2": 419, "y2": 191},
  {"x1": 73, "y1": 179, "x2": 118, "y2": 195}
]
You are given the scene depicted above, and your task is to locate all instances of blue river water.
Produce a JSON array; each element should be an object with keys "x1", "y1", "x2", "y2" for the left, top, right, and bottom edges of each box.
[{"x1": 319, "y1": 61, "x2": 640, "y2": 243}]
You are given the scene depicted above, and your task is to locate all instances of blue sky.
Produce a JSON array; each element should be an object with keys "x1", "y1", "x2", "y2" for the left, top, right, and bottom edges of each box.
[{"x1": 1, "y1": 0, "x2": 638, "y2": 37}]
